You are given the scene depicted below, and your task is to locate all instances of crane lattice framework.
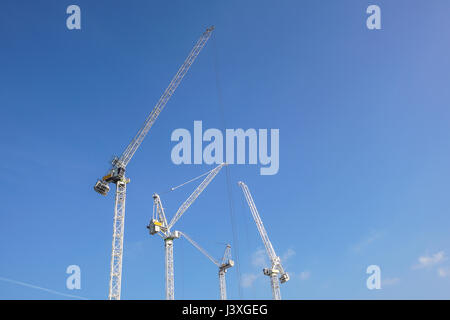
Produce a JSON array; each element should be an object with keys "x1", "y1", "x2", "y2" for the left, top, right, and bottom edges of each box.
[
  {"x1": 93, "y1": 26, "x2": 215, "y2": 300},
  {"x1": 238, "y1": 181, "x2": 289, "y2": 300},
  {"x1": 148, "y1": 163, "x2": 227, "y2": 300},
  {"x1": 180, "y1": 231, "x2": 234, "y2": 300}
]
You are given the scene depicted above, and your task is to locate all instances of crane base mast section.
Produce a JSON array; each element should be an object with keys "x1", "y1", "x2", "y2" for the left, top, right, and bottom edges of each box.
[
  {"x1": 219, "y1": 270, "x2": 227, "y2": 300},
  {"x1": 108, "y1": 177, "x2": 129, "y2": 300},
  {"x1": 164, "y1": 232, "x2": 180, "y2": 300},
  {"x1": 268, "y1": 270, "x2": 281, "y2": 300}
]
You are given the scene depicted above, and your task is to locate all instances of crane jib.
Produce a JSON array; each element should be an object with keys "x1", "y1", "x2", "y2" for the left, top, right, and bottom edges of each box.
[
  {"x1": 238, "y1": 181, "x2": 290, "y2": 299},
  {"x1": 118, "y1": 26, "x2": 214, "y2": 169}
]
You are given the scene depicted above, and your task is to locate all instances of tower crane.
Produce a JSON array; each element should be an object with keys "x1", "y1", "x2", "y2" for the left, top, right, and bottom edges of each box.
[
  {"x1": 179, "y1": 231, "x2": 234, "y2": 300},
  {"x1": 238, "y1": 181, "x2": 289, "y2": 300},
  {"x1": 147, "y1": 163, "x2": 226, "y2": 300},
  {"x1": 93, "y1": 26, "x2": 215, "y2": 300}
]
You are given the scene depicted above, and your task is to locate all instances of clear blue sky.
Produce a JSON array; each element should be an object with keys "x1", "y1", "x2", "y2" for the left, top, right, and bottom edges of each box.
[{"x1": 1, "y1": 0, "x2": 450, "y2": 299}]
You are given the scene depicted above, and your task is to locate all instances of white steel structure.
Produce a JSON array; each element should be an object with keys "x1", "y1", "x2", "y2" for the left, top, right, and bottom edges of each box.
[
  {"x1": 238, "y1": 181, "x2": 289, "y2": 300},
  {"x1": 93, "y1": 26, "x2": 215, "y2": 300},
  {"x1": 148, "y1": 163, "x2": 226, "y2": 300},
  {"x1": 180, "y1": 231, "x2": 234, "y2": 300}
]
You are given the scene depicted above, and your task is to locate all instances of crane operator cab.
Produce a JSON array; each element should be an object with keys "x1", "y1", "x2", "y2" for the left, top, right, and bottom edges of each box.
[
  {"x1": 93, "y1": 157, "x2": 126, "y2": 196},
  {"x1": 147, "y1": 219, "x2": 163, "y2": 235},
  {"x1": 221, "y1": 259, "x2": 235, "y2": 272}
]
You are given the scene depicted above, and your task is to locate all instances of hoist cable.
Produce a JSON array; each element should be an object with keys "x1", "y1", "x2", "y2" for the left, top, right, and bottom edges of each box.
[{"x1": 211, "y1": 33, "x2": 243, "y2": 299}]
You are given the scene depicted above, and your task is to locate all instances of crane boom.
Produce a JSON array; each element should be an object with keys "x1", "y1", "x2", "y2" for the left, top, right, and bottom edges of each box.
[
  {"x1": 238, "y1": 182, "x2": 277, "y2": 262},
  {"x1": 119, "y1": 26, "x2": 215, "y2": 168},
  {"x1": 180, "y1": 231, "x2": 234, "y2": 300},
  {"x1": 94, "y1": 26, "x2": 215, "y2": 196},
  {"x1": 180, "y1": 231, "x2": 219, "y2": 266},
  {"x1": 238, "y1": 181, "x2": 289, "y2": 300},
  {"x1": 168, "y1": 163, "x2": 226, "y2": 229}
]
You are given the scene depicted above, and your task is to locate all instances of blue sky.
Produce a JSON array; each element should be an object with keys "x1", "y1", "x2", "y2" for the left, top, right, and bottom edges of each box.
[{"x1": 1, "y1": 0, "x2": 450, "y2": 299}]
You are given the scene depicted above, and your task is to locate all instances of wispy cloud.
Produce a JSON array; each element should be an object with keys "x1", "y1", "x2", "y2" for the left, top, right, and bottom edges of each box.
[
  {"x1": 241, "y1": 249, "x2": 266, "y2": 289},
  {"x1": 287, "y1": 270, "x2": 311, "y2": 281},
  {"x1": 243, "y1": 247, "x2": 296, "y2": 288},
  {"x1": 351, "y1": 230, "x2": 383, "y2": 253},
  {"x1": 282, "y1": 248, "x2": 296, "y2": 262},
  {"x1": 437, "y1": 267, "x2": 450, "y2": 278},
  {"x1": 382, "y1": 277, "x2": 400, "y2": 286},
  {"x1": 0, "y1": 276, "x2": 88, "y2": 300},
  {"x1": 299, "y1": 271, "x2": 311, "y2": 281},
  {"x1": 241, "y1": 273, "x2": 259, "y2": 288},
  {"x1": 413, "y1": 251, "x2": 446, "y2": 269},
  {"x1": 251, "y1": 248, "x2": 268, "y2": 268}
]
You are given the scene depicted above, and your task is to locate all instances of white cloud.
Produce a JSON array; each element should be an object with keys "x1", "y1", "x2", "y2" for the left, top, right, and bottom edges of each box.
[
  {"x1": 352, "y1": 230, "x2": 383, "y2": 253},
  {"x1": 282, "y1": 248, "x2": 296, "y2": 262},
  {"x1": 299, "y1": 271, "x2": 311, "y2": 281},
  {"x1": 243, "y1": 247, "x2": 296, "y2": 288},
  {"x1": 251, "y1": 248, "x2": 268, "y2": 268},
  {"x1": 438, "y1": 267, "x2": 450, "y2": 278},
  {"x1": 241, "y1": 248, "x2": 267, "y2": 289},
  {"x1": 288, "y1": 271, "x2": 311, "y2": 281},
  {"x1": 413, "y1": 251, "x2": 446, "y2": 269},
  {"x1": 381, "y1": 277, "x2": 400, "y2": 286},
  {"x1": 241, "y1": 273, "x2": 259, "y2": 288}
]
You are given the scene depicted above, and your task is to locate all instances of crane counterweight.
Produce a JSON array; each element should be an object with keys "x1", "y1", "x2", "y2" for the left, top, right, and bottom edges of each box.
[{"x1": 94, "y1": 180, "x2": 110, "y2": 196}]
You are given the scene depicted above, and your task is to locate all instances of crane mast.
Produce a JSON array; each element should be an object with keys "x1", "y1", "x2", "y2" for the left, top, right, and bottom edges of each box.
[
  {"x1": 219, "y1": 269, "x2": 227, "y2": 300},
  {"x1": 148, "y1": 163, "x2": 226, "y2": 300},
  {"x1": 180, "y1": 231, "x2": 234, "y2": 300},
  {"x1": 94, "y1": 26, "x2": 215, "y2": 300},
  {"x1": 238, "y1": 181, "x2": 289, "y2": 300},
  {"x1": 108, "y1": 179, "x2": 127, "y2": 300}
]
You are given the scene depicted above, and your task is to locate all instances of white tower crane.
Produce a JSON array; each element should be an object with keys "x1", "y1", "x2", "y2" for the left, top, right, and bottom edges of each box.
[
  {"x1": 238, "y1": 181, "x2": 289, "y2": 300},
  {"x1": 147, "y1": 163, "x2": 226, "y2": 300},
  {"x1": 93, "y1": 26, "x2": 214, "y2": 300},
  {"x1": 179, "y1": 231, "x2": 234, "y2": 300}
]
